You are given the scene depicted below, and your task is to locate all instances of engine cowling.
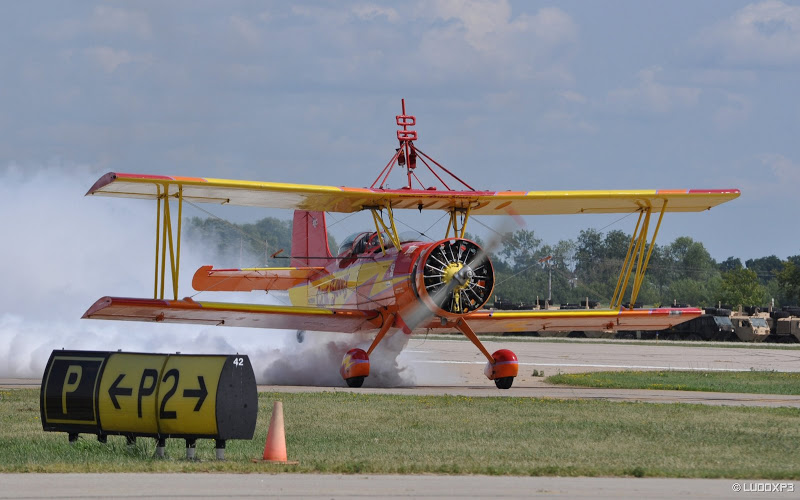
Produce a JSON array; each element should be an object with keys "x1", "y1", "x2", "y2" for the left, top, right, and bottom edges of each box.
[{"x1": 414, "y1": 238, "x2": 494, "y2": 318}]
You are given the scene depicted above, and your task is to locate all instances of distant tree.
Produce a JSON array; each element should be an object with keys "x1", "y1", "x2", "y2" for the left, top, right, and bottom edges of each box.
[
  {"x1": 719, "y1": 256, "x2": 743, "y2": 273},
  {"x1": 777, "y1": 256, "x2": 800, "y2": 305},
  {"x1": 574, "y1": 228, "x2": 603, "y2": 284},
  {"x1": 745, "y1": 255, "x2": 783, "y2": 286},
  {"x1": 717, "y1": 268, "x2": 767, "y2": 307},
  {"x1": 667, "y1": 278, "x2": 708, "y2": 307},
  {"x1": 668, "y1": 237, "x2": 717, "y2": 281},
  {"x1": 499, "y1": 229, "x2": 542, "y2": 269},
  {"x1": 184, "y1": 215, "x2": 336, "y2": 268}
]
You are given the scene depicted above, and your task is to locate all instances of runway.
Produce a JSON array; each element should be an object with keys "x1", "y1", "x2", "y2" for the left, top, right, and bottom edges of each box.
[
  {"x1": 0, "y1": 473, "x2": 776, "y2": 500},
  {"x1": 257, "y1": 337, "x2": 800, "y2": 407},
  {"x1": 4, "y1": 339, "x2": 800, "y2": 407}
]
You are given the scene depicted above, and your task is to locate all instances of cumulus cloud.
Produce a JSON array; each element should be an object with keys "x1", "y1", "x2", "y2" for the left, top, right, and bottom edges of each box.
[
  {"x1": 257, "y1": 1, "x2": 577, "y2": 87},
  {"x1": 760, "y1": 153, "x2": 800, "y2": 184},
  {"x1": 43, "y1": 5, "x2": 152, "y2": 41},
  {"x1": 419, "y1": 2, "x2": 578, "y2": 83},
  {"x1": 352, "y1": 4, "x2": 400, "y2": 23},
  {"x1": 230, "y1": 15, "x2": 262, "y2": 45},
  {"x1": 713, "y1": 92, "x2": 752, "y2": 129},
  {"x1": 695, "y1": 0, "x2": 800, "y2": 67},
  {"x1": 89, "y1": 5, "x2": 152, "y2": 40},
  {"x1": 607, "y1": 66, "x2": 701, "y2": 114},
  {"x1": 85, "y1": 46, "x2": 153, "y2": 73}
]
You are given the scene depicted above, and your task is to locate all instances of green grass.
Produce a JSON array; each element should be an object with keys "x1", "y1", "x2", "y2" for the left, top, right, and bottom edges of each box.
[
  {"x1": 546, "y1": 370, "x2": 800, "y2": 395},
  {"x1": 2, "y1": 389, "x2": 799, "y2": 478}
]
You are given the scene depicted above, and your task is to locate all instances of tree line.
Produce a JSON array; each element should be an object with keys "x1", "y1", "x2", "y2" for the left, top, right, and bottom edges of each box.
[{"x1": 185, "y1": 217, "x2": 800, "y2": 308}]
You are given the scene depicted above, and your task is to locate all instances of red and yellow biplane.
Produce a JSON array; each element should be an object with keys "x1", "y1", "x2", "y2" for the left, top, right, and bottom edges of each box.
[{"x1": 83, "y1": 101, "x2": 739, "y2": 389}]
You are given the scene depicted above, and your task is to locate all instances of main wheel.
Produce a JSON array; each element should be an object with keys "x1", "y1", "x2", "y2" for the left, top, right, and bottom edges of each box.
[
  {"x1": 494, "y1": 377, "x2": 514, "y2": 389},
  {"x1": 296, "y1": 330, "x2": 305, "y2": 343},
  {"x1": 345, "y1": 376, "x2": 365, "y2": 388}
]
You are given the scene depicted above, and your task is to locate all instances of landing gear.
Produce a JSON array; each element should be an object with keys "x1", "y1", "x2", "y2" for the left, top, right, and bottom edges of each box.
[
  {"x1": 454, "y1": 319, "x2": 518, "y2": 389},
  {"x1": 339, "y1": 313, "x2": 395, "y2": 388},
  {"x1": 340, "y1": 348, "x2": 370, "y2": 387},
  {"x1": 296, "y1": 330, "x2": 305, "y2": 343},
  {"x1": 494, "y1": 377, "x2": 514, "y2": 390},
  {"x1": 345, "y1": 376, "x2": 365, "y2": 388}
]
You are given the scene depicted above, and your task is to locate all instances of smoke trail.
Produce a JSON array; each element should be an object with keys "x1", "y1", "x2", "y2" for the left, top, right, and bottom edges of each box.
[{"x1": 0, "y1": 164, "x2": 419, "y2": 386}]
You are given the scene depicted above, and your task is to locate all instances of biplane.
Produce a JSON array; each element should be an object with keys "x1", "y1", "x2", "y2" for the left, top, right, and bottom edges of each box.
[{"x1": 83, "y1": 100, "x2": 739, "y2": 389}]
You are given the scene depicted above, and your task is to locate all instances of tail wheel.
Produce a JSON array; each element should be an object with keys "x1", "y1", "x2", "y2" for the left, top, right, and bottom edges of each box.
[{"x1": 418, "y1": 239, "x2": 494, "y2": 315}]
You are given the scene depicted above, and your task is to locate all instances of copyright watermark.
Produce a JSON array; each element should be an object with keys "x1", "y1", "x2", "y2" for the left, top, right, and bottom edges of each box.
[{"x1": 732, "y1": 482, "x2": 794, "y2": 493}]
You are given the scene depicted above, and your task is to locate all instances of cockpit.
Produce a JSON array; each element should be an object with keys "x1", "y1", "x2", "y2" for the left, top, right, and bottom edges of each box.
[{"x1": 337, "y1": 231, "x2": 422, "y2": 258}]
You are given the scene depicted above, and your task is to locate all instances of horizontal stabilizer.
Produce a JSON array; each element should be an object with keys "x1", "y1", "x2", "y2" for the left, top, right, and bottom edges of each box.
[{"x1": 192, "y1": 265, "x2": 325, "y2": 292}]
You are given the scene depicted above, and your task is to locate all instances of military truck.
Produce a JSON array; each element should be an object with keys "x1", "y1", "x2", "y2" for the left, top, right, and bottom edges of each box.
[
  {"x1": 725, "y1": 306, "x2": 770, "y2": 342},
  {"x1": 647, "y1": 307, "x2": 736, "y2": 341},
  {"x1": 765, "y1": 306, "x2": 800, "y2": 343}
]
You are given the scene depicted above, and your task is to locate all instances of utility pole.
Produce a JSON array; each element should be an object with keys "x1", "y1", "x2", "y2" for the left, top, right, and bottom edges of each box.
[{"x1": 539, "y1": 255, "x2": 553, "y2": 304}]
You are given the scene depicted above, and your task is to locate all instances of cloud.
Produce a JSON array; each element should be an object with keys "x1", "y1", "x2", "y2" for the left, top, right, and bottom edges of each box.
[
  {"x1": 713, "y1": 92, "x2": 752, "y2": 129},
  {"x1": 352, "y1": 4, "x2": 400, "y2": 23},
  {"x1": 760, "y1": 153, "x2": 800, "y2": 184},
  {"x1": 89, "y1": 5, "x2": 152, "y2": 40},
  {"x1": 607, "y1": 66, "x2": 701, "y2": 114},
  {"x1": 695, "y1": 0, "x2": 800, "y2": 67},
  {"x1": 419, "y1": 2, "x2": 578, "y2": 84},
  {"x1": 42, "y1": 5, "x2": 152, "y2": 41},
  {"x1": 558, "y1": 90, "x2": 587, "y2": 104},
  {"x1": 230, "y1": 15, "x2": 261, "y2": 45},
  {"x1": 84, "y1": 46, "x2": 153, "y2": 73},
  {"x1": 254, "y1": 1, "x2": 577, "y2": 88}
]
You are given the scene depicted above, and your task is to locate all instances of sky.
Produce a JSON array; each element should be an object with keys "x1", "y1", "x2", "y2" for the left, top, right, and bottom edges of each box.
[
  {"x1": 2, "y1": 1, "x2": 799, "y2": 260},
  {"x1": 1, "y1": 1, "x2": 799, "y2": 377}
]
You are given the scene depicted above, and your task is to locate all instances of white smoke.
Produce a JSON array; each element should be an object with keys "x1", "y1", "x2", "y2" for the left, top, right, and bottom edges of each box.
[{"x1": 0, "y1": 164, "x2": 418, "y2": 387}]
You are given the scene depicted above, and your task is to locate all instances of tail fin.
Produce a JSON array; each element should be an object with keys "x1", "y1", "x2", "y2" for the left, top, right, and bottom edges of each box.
[{"x1": 291, "y1": 211, "x2": 334, "y2": 268}]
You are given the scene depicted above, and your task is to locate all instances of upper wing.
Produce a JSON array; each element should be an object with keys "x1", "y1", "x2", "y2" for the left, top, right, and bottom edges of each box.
[
  {"x1": 87, "y1": 172, "x2": 739, "y2": 215},
  {"x1": 84, "y1": 295, "x2": 699, "y2": 334}
]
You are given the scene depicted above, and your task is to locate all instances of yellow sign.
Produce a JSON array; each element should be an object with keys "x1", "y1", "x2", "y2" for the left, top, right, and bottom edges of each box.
[
  {"x1": 156, "y1": 355, "x2": 225, "y2": 436},
  {"x1": 41, "y1": 352, "x2": 107, "y2": 427},
  {"x1": 97, "y1": 354, "x2": 168, "y2": 434},
  {"x1": 41, "y1": 351, "x2": 257, "y2": 440}
]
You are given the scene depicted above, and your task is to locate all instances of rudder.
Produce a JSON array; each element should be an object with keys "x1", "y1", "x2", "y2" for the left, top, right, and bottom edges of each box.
[{"x1": 291, "y1": 211, "x2": 333, "y2": 267}]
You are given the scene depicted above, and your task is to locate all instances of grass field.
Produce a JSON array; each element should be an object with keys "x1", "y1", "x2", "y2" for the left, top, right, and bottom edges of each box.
[
  {"x1": 1, "y1": 389, "x2": 798, "y2": 478},
  {"x1": 546, "y1": 370, "x2": 800, "y2": 395}
]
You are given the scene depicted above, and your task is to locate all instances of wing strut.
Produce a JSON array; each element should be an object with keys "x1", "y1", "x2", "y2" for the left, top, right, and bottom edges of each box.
[
  {"x1": 368, "y1": 205, "x2": 402, "y2": 252},
  {"x1": 610, "y1": 201, "x2": 667, "y2": 309},
  {"x1": 153, "y1": 184, "x2": 184, "y2": 300}
]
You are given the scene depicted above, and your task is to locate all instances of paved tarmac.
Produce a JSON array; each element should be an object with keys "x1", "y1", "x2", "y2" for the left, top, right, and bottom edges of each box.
[
  {"x1": 5, "y1": 339, "x2": 800, "y2": 408},
  {"x1": 0, "y1": 473, "x2": 788, "y2": 499}
]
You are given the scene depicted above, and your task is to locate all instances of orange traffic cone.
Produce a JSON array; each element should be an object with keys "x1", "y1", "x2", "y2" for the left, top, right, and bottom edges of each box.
[{"x1": 253, "y1": 401, "x2": 298, "y2": 464}]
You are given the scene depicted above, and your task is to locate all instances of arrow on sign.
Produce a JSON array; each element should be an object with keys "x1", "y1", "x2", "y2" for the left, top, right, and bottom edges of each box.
[
  {"x1": 108, "y1": 374, "x2": 133, "y2": 409},
  {"x1": 183, "y1": 376, "x2": 207, "y2": 411}
]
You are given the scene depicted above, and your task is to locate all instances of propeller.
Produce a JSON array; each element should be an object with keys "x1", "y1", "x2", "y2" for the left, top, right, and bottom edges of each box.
[{"x1": 401, "y1": 214, "x2": 522, "y2": 332}]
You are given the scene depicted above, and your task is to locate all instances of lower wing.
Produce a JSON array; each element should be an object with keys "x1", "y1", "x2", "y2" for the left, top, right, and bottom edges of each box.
[
  {"x1": 442, "y1": 308, "x2": 702, "y2": 334},
  {"x1": 83, "y1": 297, "x2": 381, "y2": 333},
  {"x1": 84, "y1": 297, "x2": 700, "y2": 334}
]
